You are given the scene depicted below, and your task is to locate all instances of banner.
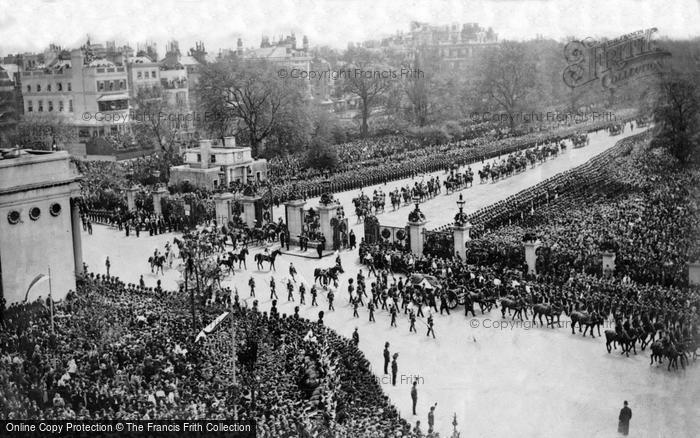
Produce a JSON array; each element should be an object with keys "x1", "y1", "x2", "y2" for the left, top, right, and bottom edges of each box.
[{"x1": 24, "y1": 274, "x2": 49, "y2": 303}]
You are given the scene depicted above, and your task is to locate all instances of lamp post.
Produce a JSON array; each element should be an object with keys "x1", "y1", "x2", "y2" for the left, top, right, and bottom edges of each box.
[{"x1": 186, "y1": 256, "x2": 196, "y2": 331}]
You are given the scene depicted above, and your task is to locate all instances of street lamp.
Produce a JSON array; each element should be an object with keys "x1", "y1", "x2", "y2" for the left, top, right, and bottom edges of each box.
[{"x1": 186, "y1": 256, "x2": 196, "y2": 331}]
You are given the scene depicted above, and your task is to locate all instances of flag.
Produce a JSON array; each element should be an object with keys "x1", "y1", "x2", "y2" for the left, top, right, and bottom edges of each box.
[
  {"x1": 25, "y1": 274, "x2": 49, "y2": 302},
  {"x1": 195, "y1": 311, "x2": 230, "y2": 343}
]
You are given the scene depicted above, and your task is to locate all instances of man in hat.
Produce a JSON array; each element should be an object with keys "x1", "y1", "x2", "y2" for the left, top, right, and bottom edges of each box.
[
  {"x1": 426, "y1": 313, "x2": 435, "y2": 338},
  {"x1": 383, "y1": 342, "x2": 391, "y2": 374},
  {"x1": 428, "y1": 403, "x2": 437, "y2": 433},
  {"x1": 410, "y1": 380, "x2": 418, "y2": 415},
  {"x1": 352, "y1": 327, "x2": 359, "y2": 346},
  {"x1": 391, "y1": 354, "x2": 398, "y2": 386},
  {"x1": 618, "y1": 401, "x2": 632, "y2": 436}
]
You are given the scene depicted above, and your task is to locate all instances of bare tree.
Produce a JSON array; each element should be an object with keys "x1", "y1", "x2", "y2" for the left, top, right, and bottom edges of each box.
[
  {"x1": 479, "y1": 41, "x2": 536, "y2": 132},
  {"x1": 197, "y1": 60, "x2": 304, "y2": 156},
  {"x1": 652, "y1": 73, "x2": 699, "y2": 163},
  {"x1": 342, "y1": 47, "x2": 393, "y2": 137}
]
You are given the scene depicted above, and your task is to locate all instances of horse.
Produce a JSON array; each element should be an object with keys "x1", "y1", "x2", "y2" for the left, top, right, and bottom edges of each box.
[
  {"x1": 500, "y1": 297, "x2": 527, "y2": 320},
  {"x1": 604, "y1": 330, "x2": 636, "y2": 357},
  {"x1": 468, "y1": 291, "x2": 496, "y2": 314},
  {"x1": 570, "y1": 311, "x2": 603, "y2": 338},
  {"x1": 532, "y1": 303, "x2": 563, "y2": 328},
  {"x1": 230, "y1": 247, "x2": 249, "y2": 270},
  {"x1": 148, "y1": 255, "x2": 166, "y2": 275},
  {"x1": 254, "y1": 249, "x2": 281, "y2": 271},
  {"x1": 314, "y1": 265, "x2": 344, "y2": 286}
]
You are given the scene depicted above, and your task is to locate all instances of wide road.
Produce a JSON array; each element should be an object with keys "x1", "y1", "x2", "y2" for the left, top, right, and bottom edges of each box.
[{"x1": 83, "y1": 123, "x2": 699, "y2": 438}]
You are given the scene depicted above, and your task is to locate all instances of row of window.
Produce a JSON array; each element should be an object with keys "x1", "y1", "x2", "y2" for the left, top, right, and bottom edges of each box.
[
  {"x1": 26, "y1": 82, "x2": 72, "y2": 93},
  {"x1": 27, "y1": 100, "x2": 73, "y2": 113},
  {"x1": 97, "y1": 80, "x2": 127, "y2": 92},
  {"x1": 136, "y1": 70, "x2": 158, "y2": 80}
]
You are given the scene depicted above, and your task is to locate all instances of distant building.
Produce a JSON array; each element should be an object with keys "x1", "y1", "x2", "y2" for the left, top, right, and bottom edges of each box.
[
  {"x1": 169, "y1": 136, "x2": 268, "y2": 190},
  {"x1": 21, "y1": 47, "x2": 130, "y2": 141},
  {"x1": 0, "y1": 148, "x2": 83, "y2": 304},
  {"x1": 239, "y1": 34, "x2": 332, "y2": 104},
  {"x1": 0, "y1": 66, "x2": 21, "y2": 146}
]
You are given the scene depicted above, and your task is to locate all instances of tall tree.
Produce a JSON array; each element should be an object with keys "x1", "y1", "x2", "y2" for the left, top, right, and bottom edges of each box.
[
  {"x1": 342, "y1": 47, "x2": 393, "y2": 137},
  {"x1": 479, "y1": 41, "x2": 536, "y2": 132},
  {"x1": 131, "y1": 86, "x2": 183, "y2": 151},
  {"x1": 197, "y1": 59, "x2": 305, "y2": 156},
  {"x1": 651, "y1": 73, "x2": 699, "y2": 163},
  {"x1": 12, "y1": 113, "x2": 77, "y2": 150}
]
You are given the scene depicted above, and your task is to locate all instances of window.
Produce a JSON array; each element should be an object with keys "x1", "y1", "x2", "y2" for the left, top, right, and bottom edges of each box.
[
  {"x1": 98, "y1": 81, "x2": 104, "y2": 91},
  {"x1": 152, "y1": 70, "x2": 157, "y2": 78},
  {"x1": 137, "y1": 71, "x2": 142, "y2": 79},
  {"x1": 27, "y1": 100, "x2": 33, "y2": 112},
  {"x1": 144, "y1": 71, "x2": 149, "y2": 79},
  {"x1": 119, "y1": 80, "x2": 126, "y2": 89},
  {"x1": 109, "y1": 81, "x2": 114, "y2": 91},
  {"x1": 197, "y1": 154, "x2": 201, "y2": 162},
  {"x1": 211, "y1": 154, "x2": 216, "y2": 163},
  {"x1": 59, "y1": 101, "x2": 64, "y2": 112},
  {"x1": 47, "y1": 84, "x2": 52, "y2": 92},
  {"x1": 38, "y1": 100, "x2": 43, "y2": 112},
  {"x1": 67, "y1": 82, "x2": 72, "y2": 91},
  {"x1": 27, "y1": 84, "x2": 31, "y2": 92},
  {"x1": 57, "y1": 83, "x2": 62, "y2": 91},
  {"x1": 48, "y1": 100, "x2": 53, "y2": 112},
  {"x1": 69, "y1": 100, "x2": 73, "y2": 112},
  {"x1": 37, "y1": 84, "x2": 41, "y2": 92}
]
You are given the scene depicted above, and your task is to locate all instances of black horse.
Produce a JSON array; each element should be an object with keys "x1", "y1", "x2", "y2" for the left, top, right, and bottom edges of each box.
[
  {"x1": 254, "y1": 249, "x2": 281, "y2": 271},
  {"x1": 220, "y1": 248, "x2": 249, "y2": 274},
  {"x1": 532, "y1": 303, "x2": 563, "y2": 328},
  {"x1": 570, "y1": 311, "x2": 604, "y2": 338},
  {"x1": 314, "y1": 265, "x2": 344, "y2": 286}
]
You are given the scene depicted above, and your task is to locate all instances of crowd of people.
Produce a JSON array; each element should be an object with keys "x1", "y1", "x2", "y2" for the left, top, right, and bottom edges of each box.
[
  {"x1": 0, "y1": 274, "x2": 441, "y2": 437},
  {"x1": 357, "y1": 130, "x2": 700, "y2": 367},
  {"x1": 265, "y1": 118, "x2": 635, "y2": 205}
]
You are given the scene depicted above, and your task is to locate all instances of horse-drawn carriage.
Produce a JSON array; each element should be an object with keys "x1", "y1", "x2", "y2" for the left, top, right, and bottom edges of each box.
[
  {"x1": 571, "y1": 133, "x2": 589, "y2": 148},
  {"x1": 608, "y1": 123, "x2": 623, "y2": 136}
]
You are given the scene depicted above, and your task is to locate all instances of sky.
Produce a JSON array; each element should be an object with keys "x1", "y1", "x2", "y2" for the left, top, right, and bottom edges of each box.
[{"x1": 0, "y1": 0, "x2": 699, "y2": 56}]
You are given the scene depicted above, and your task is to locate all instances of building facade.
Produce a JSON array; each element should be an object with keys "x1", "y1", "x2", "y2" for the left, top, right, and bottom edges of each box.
[
  {"x1": 169, "y1": 136, "x2": 268, "y2": 189},
  {"x1": 0, "y1": 149, "x2": 82, "y2": 304}
]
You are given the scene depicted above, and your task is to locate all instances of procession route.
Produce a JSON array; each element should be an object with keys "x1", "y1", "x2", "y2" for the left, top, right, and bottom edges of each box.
[{"x1": 83, "y1": 123, "x2": 699, "y2": 438}]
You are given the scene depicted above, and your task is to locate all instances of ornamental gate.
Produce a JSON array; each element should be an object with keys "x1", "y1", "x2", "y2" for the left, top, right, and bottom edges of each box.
[
  {"x1": 363, "y1": 215, "x2": 410, "y2": 248},
  {"x1": 423, "y1": 227, "x2": 454, "y2": 259}
]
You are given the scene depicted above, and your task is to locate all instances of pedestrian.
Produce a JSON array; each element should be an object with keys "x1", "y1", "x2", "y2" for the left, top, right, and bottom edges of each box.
[
  {"x1": 428, "y1": 403, "x2": 437, "y2": 433},
  {"x1": 409, "y1": 309, "x2": 417, "y2": 333},
  {"x1": 287, "y1": 279, "x2": 294, "y2": 302},
  {"x1": 390, "y1": 305, "x2": 398, "y2": 327},
  {"x1": 289, "y1": 263, "x2": 297, "y2": 282},
  {"x1": 299, "y1": 283, "x2": 306, "y2": 305},
  {"x1": 426, "y1": 314, "x2": 435, "y2": 338},
  {"x1": 311, "y1": 286, "x2": 318, "y2": 306},
  {"x1": 327, "y1": 289, "x2": 335, "y2": 311},
  {"x1": 248, "y1": 277, "x2": 255, "y2": 297},
  {"x1": 391, "y1": 353, "x2": 398, "y2": 386},
  {"x1": 269, "y1": 277, "x2": 278, "y2": 300},
  {"x1": 383, "y1": 342, "x2": 390, "y2": 374},
  {"x1": 139, "y1": 275, "x2": 145, "y2": 288},
  {"x1": 618, "y1": 401, "x2": 632, "y2": 436},
  {"x1": 352, "y1": 327, "x2": 359, "y2": 346},
  {"x1": 352, "y1": 298, "x2": 359, "y2": 318},
  {"x1": 317, "y1": 241, "x2": 323, "y2": 258},
  {"x1": 105, "y1": 257, "x2": 111, "y2": 277},
  {"x1": 411, "y1": 380, "x2": 418, "y2": 415},
  {"x1": 368, "y1": 301, "x2": 375, "y2": 322},
  {"x1": 349, "y1": 230, "x2": 356, "y2": 249}
]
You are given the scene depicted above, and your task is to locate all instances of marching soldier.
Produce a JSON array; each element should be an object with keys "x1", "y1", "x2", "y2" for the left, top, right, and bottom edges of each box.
[
  {"x1": 426, "y1": 313, "x2": 435, "y2": 338},
  {"x1": 352, "y1": 297, "x2": 359, "y2": 318},
  {"x1": 269, "y1": 277, "x2": 278, "y2": 300},
  {"x1": 299, "y1": 283, "x2": 306, "y2": 305},
  {"x1": 327, "y1": 289, "x2": 335, "y2": 311},
  {"x1": 311, "y1": 285, "x2": 318, "y2": 306},
  {"x1": 287, "y1": 279, "x2": 294, "y2": 302},
  {"x1": 368, "y1": 301, "x2": 376, "y2": 322}
]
